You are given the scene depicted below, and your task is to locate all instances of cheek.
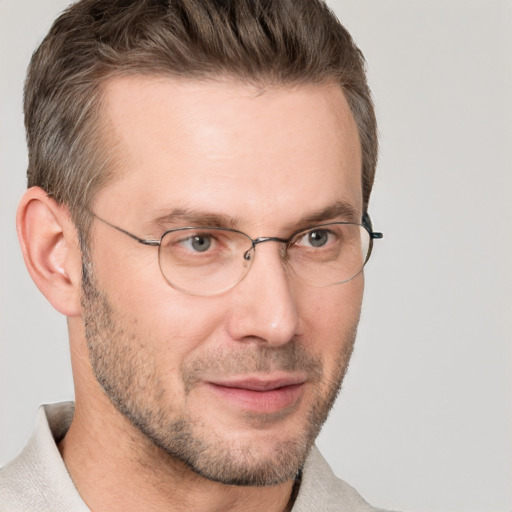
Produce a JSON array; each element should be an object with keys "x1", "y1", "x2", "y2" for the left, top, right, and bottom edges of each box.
[
  {"x1": 95, "y1": 249, "x2": 229, "y2": 367},
  {"x1": 298, "y1": 277, "x2": 363, "y2": 359}
]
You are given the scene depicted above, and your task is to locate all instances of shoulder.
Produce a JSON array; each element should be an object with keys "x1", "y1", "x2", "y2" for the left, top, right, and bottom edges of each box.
[
  {"x1": 292, "y1": 445, "x2": 392, "y2": 512},
  {"x1": 0, "y1": 403, "x2": 89, "y2": 512}
]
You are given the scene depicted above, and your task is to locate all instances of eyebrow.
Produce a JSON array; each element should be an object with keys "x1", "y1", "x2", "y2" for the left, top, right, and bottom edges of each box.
[
  {"x1": 296, "y1": 201, "x2": 361, "y2": 226},
  {"x1": 152, "y1": 209, "x2": 241, "y2": 231},
  {"x1": 150, "y1": 201, "x2": 360, "y2": 233}
]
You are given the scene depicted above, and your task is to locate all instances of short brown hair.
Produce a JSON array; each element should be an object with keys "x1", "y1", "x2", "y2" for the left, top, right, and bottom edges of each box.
[{"x1": 24, "y1": 0, "x2": 378, "y2": 234}]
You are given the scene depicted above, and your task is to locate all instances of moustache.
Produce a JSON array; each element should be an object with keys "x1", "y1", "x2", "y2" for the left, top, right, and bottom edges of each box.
[{"x1": 181, "y1": 342, "x2": 323, "y2": 393}]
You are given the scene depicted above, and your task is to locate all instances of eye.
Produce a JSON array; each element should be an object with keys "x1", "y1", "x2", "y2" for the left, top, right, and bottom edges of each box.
[
  {"x1": 181, "y1": 234, "x2": 213, "y2": 252},
  {"x1": 297, "y1": 228, "x2": 332, "y2": 248}
]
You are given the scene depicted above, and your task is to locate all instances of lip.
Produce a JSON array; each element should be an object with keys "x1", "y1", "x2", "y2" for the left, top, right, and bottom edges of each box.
[{"x1": 205, "y1": 375, "x2": 306, "y2": 414}]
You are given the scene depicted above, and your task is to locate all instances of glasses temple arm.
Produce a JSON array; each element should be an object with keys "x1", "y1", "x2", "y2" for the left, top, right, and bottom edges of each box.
[
  {"x1": 91, "y1": 213, "x2": 161, "y2": 246},
  {"x1": 362, "y1": 212, "x2": 383, "y2": 239}
]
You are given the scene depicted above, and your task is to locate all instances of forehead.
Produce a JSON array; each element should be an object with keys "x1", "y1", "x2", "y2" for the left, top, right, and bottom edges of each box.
[{"x1": 97, "y1": 76, "x2": 362, "y2": 229}]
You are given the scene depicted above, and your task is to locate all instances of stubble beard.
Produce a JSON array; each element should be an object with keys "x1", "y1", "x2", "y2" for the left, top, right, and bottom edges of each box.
[{"x1": 80, "y1": 252, "x2": 358, "y2": 486}]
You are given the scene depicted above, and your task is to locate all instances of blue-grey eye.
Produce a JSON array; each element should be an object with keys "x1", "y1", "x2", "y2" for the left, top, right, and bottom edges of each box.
[
  {"x1": 180, "y1": 235, "x2": 213, "y2": 252},
  {"x1": 306, "y1": 229, "x2": 329, "y2": 247}
]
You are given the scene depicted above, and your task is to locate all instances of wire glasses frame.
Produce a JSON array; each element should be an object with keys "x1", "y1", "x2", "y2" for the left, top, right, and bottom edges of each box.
[{"x1": 91, "y1": 212, "x2": 383, "y2": 296}]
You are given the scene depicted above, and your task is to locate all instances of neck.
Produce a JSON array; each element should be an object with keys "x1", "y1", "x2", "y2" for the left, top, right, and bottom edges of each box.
[{"x1": 59, "y1": 396, "x2": 297, "y2": 512}]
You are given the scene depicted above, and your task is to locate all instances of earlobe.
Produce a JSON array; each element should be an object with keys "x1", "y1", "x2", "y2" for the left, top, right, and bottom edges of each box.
[{"x1": 16, "y1": 187, "x2": 82, "y2": 317}]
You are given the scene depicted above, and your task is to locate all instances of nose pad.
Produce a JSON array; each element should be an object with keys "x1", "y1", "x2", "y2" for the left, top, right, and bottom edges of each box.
[
  {"x1": 243, "y1": 246, "x2": 254, "y2": 261},
  {"x1": 242, "y1": 237, "x2": 289, "y2": 278}
]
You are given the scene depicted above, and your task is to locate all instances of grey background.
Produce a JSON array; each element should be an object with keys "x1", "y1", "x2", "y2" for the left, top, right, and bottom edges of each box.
[{"x1": 1, "y1": 1, "x2": 511, "y2": 511}]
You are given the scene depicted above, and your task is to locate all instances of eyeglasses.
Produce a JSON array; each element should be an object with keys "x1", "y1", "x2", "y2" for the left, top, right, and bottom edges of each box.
[{"x1": 91, "y1": 213, "x2": 383, "y2": 296}]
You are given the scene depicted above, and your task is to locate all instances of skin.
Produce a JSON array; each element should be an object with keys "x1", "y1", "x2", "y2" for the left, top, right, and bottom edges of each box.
[{"x1": 17, "y1": 77, "x2": 364, "y2": 512}]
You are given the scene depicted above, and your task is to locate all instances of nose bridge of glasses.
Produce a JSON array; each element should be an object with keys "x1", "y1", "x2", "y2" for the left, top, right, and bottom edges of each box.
[{"x1": 243, "y1": 236, "x2": 288, "y2": 261}]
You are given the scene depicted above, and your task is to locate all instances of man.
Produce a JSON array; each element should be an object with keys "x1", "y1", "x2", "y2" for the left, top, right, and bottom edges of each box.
[{"x1": 0, "y1": 0, "x2": 384, "y2": 510}]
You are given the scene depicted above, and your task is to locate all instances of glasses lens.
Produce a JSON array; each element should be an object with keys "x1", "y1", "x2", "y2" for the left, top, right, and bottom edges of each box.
[
  {"x1": 158, "y1": 228, "x2": 253, "y2": 296},
  {"x1": 287, "y1": 223, "x2": 371, "y2": 286},
  {"x1": 157, "y1": 223, "x2": 372, "y2": 296}
]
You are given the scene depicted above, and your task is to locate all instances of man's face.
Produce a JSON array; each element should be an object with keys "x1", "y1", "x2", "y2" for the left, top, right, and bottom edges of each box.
[{"x1": 83, "y1": 77, "x2": 363, "y2": 485}]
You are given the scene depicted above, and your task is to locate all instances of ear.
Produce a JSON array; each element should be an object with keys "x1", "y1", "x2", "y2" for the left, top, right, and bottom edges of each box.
[{"x1": 16, "y1": 187, "x2": 83, "y2": 317}]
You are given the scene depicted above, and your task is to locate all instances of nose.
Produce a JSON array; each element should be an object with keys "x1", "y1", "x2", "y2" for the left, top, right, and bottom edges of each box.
[{"x1": 225, "y1": 242, "x2": 301, "y2": 346}]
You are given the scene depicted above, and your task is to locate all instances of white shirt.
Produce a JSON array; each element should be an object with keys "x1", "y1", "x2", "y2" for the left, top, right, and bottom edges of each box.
[{"x1": 0, "y1": 402, "x2": 384, "y2": 511}]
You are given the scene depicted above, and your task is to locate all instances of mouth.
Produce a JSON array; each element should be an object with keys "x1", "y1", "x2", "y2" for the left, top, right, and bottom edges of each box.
[{"x1": 205, "y1": 375, "x2": 307, "y2": 415}]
